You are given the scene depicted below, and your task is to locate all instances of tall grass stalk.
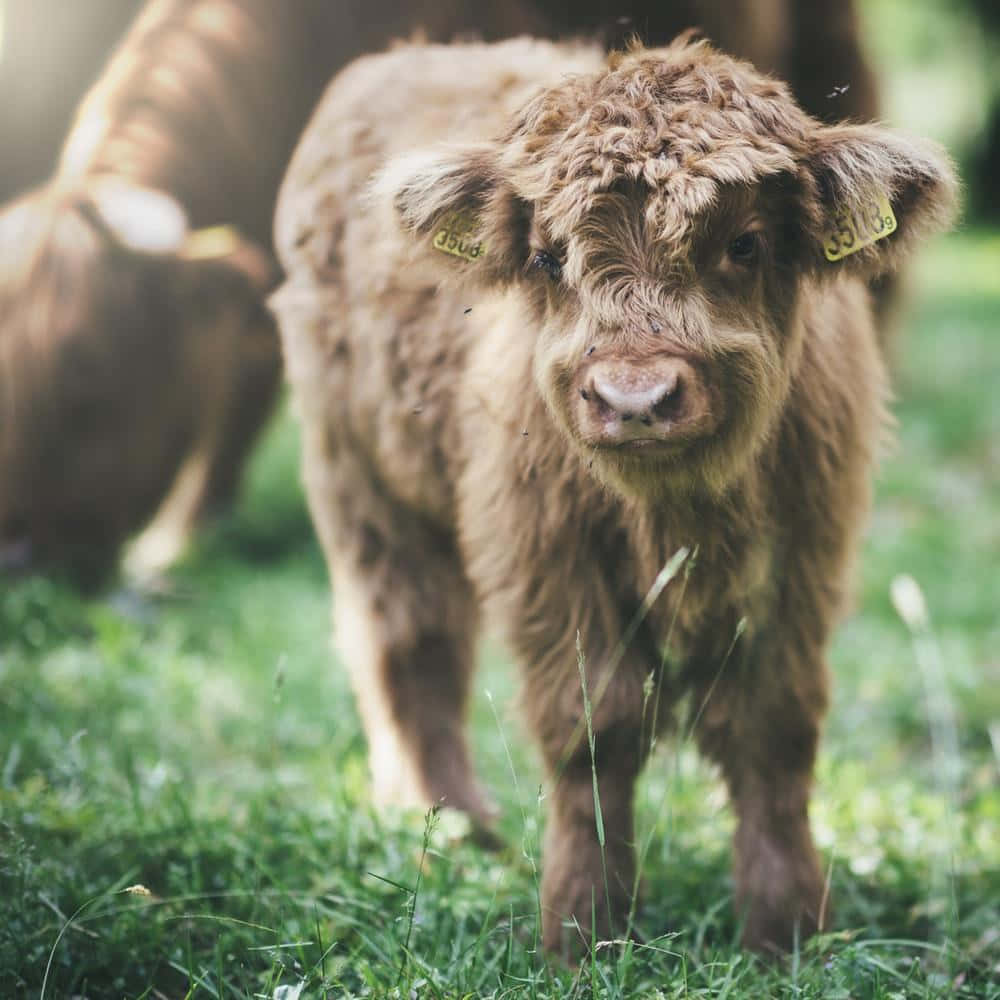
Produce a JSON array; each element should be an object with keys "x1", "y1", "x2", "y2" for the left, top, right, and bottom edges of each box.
[
  {"x1": 625, "y1": 613, "x2": 747, "y2": 960},
  {"x1": 39, "y1": 883, "x2": 153, "y2": 1000},
  {"x1": 575, "y1": 631, "x2": 613, "y2": 959},
  {"x1": 890, "y1": 574, "x2": 962, "y2": 953},
  {"x1": 486, "y1": 688, "x2": 544, "y2": 958},
  {"x1": 395, "y1": 805, "x2": 440, "y2": 987},
  {"x1": 560, "y1": 547, "x2": 690, "y2": 769}
]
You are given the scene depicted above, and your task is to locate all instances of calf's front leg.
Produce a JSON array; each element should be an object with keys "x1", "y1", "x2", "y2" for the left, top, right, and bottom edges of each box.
[
  {"x1": 540, "y1": 726, "x2": 642, "y2": 958},
  {"x1": 518, "y1": 621, "x2": 655, "y2": 959},
  {"x1": 693, "y1": 629, "x2": 829, "y2": 953}
]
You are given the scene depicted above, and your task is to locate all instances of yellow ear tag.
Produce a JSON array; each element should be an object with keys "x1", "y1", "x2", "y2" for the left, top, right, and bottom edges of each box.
[
  {"x1": 823, "y1": 193, "x2": 897, "y2": 261},
  {"x1": 181, "y1": 224, "x2": 241, "y2": 260},
  {"x1": 432, "y1": 209, "x2": 486, "y2": 262}
]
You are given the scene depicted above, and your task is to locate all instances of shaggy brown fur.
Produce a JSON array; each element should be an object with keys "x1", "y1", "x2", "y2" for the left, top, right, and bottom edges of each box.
[
  {"x1": 274, "y1": 36, "x2": 956, "y2": 957},
  {"x1": 556, "y1": 0, "x2": 879, "y2": 126}
]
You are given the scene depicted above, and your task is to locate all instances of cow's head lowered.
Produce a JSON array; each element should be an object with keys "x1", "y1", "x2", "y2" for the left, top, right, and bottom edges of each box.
[
  {"x1": 378, "y1": 39, "x2": 956, "y2": 498},
  {"x1": 0, "y1": 179, "x2": 276, "y2": 581}
]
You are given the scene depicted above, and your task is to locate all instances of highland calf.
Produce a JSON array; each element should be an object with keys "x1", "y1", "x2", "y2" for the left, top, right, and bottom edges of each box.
[{"x1": 273, "y1": 37, "x2": 955, "y2": 957}]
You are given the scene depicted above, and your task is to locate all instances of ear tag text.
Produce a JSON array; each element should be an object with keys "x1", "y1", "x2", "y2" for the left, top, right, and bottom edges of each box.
[
  {"x1": 432, "y1": 209, "x2": 486, "y2": 262},
  {"x1": 823, "y1": 193, "x2": 897, "y2": 261}
]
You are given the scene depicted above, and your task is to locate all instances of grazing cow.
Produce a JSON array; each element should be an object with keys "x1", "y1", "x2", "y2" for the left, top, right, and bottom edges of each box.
[
  {"x1": 0, "y1": 0, "x2": 340, "y2": 581},
  {"x1": 0, "y1": 0, "x2": 366, "y2": 581},
  {"x1": 0, "y1": 180, "x2": 278, "y2": 584},
  {"x1": 272, "y1": 37, "x2": 955, "y2": 956}
]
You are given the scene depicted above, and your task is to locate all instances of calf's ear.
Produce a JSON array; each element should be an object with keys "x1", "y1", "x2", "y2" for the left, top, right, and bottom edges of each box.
[
  {"x1": 371, "y1": 143, "x2": 529, "y2": 285},
  {"x1": 803, "y1": 123, "x2": 958, "y2": 277}
]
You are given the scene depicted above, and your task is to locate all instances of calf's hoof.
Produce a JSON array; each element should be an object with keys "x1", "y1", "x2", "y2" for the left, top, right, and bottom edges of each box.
[
  {"x1": 540, "y1": 843, "x2": 633, "y2": 962},
  {"x1": 737, "y1": 859, "x2": 827, "y2": 954}
]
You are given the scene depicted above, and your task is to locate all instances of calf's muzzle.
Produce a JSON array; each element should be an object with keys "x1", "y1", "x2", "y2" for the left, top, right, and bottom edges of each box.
[{"x1": 578, "y1": 355, "x2": 713, "y2": 449}]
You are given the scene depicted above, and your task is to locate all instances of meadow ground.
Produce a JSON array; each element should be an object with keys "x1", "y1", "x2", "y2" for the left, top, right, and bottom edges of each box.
[{"x1": 1, "y1": 230, "x2": 998, "y2": 999}]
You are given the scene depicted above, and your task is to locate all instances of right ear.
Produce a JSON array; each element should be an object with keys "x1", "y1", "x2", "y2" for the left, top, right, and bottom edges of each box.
[
  {"x1": 371, "y1": 143, "x2": 530, "y2": 285},
  {"x1": 800, "y1": 123, "x2": 958, "y2": 279}
]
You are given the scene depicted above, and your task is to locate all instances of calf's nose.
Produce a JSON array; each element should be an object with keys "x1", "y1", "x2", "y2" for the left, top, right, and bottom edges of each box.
[
  {"x1": 590, "y1": 368, "x2": 679, "y2": 423},
  {"x1": 584, "y1": 357, "x2": 695, "y2": 431}
]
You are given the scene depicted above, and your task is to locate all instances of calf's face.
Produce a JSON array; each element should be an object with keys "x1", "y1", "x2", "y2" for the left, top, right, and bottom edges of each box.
[
  {"x1": 523, "y1": 176, "x2": 807, "y2": 497},
  {"x1": 380, "y1": 40, "x2": 955, "y2": 499}
]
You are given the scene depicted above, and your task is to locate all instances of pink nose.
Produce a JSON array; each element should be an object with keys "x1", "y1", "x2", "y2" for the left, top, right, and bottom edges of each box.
[
  {"x1": 591, "y1": 367, "x2": 680, "y2": 421},
  {"x1": 582, "y1": 357, "x2": 702, "y2": 443}
]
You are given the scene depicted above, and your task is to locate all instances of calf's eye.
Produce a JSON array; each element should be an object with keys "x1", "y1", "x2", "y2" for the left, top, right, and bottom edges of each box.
[
  {"x1": 531, "y1": 250, "x2": 562, "y2": 280},
  {"x1": 727, "y1": 231, "x2": 759, "y2": 263}
]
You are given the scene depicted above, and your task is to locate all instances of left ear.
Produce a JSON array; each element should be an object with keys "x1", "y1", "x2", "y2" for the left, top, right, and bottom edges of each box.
[
  {"x1": 802, "y1": 123, "x2": 958, "y2": 277},
  {"x1": 369, "y1": 143, "x2": 531, "y2": 287}
]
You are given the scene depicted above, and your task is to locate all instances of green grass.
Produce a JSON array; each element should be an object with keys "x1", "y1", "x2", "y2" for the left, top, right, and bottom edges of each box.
[{"x1": 2, "y1": 230, "x2": 999, "y2": 998}]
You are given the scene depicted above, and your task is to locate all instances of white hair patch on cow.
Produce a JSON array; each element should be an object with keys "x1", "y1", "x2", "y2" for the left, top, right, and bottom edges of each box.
[{"x1": 90, "y1": 180, "x2": 189, "y2": 254}]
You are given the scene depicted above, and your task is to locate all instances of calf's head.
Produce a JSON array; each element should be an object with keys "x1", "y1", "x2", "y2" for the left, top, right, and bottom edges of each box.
[{"x1": 379, "y1": 39, "x2": 956, "y2": 498}]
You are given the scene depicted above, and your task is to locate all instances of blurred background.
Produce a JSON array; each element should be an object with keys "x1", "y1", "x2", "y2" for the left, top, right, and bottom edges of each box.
[
  {"x1": 863, "y1": 0, "x2": 999, "y2": 223},
  {"x1": 1, "y1": 0, "x2": 998, "y2": 210},
  {"x1": 0, "y1": 0, "x2": 144, "y2": 204}
]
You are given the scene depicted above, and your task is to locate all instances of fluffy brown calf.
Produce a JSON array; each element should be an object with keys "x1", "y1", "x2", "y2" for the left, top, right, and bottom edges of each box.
[{"x1": 274, "y1": 36, "x2": 956, "y2": 956}]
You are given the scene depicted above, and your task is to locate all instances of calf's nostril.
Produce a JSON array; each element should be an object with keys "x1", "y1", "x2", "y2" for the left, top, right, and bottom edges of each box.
[
  {"x1": 587, "y1": 365, "x2": 691, "y2": 426},
  {"x1": 652, "y1": 377, "x2": 684, "y2": 421}
]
